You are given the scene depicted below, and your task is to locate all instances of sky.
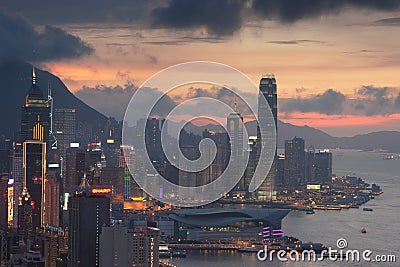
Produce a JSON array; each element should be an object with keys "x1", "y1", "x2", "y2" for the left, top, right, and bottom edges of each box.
[{"x1": 1, "y1": 0, "x2": 400, "y2": 136}]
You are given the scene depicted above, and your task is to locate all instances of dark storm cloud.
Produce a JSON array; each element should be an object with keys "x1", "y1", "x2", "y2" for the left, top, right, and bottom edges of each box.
[
  {"x1": 251, "y1": 0, "x2": 400, "y2": 23},
  {"x1": 150, "y1": 0, "x2": 400, "y2": 35},
  {"x1": 0, "y1": 10, "x2": 93, "y2": 62},
  {"x1": 151, "y1": 0, "x2": 246, "y2": 35},
  {"x1": 2, "y1": 0, "x2": 400, "y2": 37},
  {"x1": 282, "y1": 89, "x2": 346, "y2": 115},
  {"x1": 0, "y1": 0, "x2": 150, "y2": 25}
]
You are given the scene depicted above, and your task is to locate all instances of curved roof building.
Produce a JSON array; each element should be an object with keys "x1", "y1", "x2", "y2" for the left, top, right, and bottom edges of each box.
[{"x1": 169, "y1": 208, "x2": 290, "y2": 228}]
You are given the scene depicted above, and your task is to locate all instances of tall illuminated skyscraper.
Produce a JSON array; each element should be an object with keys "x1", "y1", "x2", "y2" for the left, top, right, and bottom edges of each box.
[
  {"x1": 23, "y1": 140, "x2": 46, "y2": 230},
  {"x1": 257, "y1": 73, "x2": 277, "y2": 200},
  {"x1": 20, "y1": 67, "x2": 50, "y2": 146}
]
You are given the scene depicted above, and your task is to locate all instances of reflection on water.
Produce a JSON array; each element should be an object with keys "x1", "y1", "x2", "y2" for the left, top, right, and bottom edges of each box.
[{"x1": 163, "y1": 150, "x2": 400, "y2": 267}]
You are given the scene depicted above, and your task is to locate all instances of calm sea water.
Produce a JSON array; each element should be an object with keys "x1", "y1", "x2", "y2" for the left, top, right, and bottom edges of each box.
[{"x1": 162, "y1": 149, "x2": 400, "y2": 266}]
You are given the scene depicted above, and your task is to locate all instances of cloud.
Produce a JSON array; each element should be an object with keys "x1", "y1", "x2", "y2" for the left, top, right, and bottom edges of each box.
[
  {"x1": 74, "y1": 83, "x2": 177, "y2": 120},
  {"x1": 3, "y1": 0, "x2": 400, "y2": 38},
  {"x1": 267, "y1": 39, "x2": 325, "y2": 45},
  {"x1": 281, "y1": 86, "x2": 400, "y2": 116},
  {"x1": 353, "y1": 85, "x2": 396, "y2": 116},
  {"x1": 282, "y1": 89, "x2": 346, "y2": 115},
  {"x1": 252, "y1": 0, "x2": 400, "y2": 23},
  {"x1": 0, "y1": 9, "x2": 94, "y2": 62},
  {"x1": 172, "y1": 86, "x2": 257, "y2": 117},
  {"x1": 151, "y1": 0, "x2": 246, "y2": 35},
  {"x1": 373, "y1": 17, "x2": 400, "y2": 26},
  {"x1": 75, "y1": 83, "x2": 137, "y2": 119},
  {"x1": 395, "y1": 93, "x2": 400, "y2": 107},
  {"x1": 150, "y1": 0, "x2": 400, "y2": 36},
  {"x1": 0, "y1": 0, "x2": 150, "y2": 25}
]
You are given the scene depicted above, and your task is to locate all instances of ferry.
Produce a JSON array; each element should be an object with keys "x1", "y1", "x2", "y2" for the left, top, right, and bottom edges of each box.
[
  {"x1": 237, "y1": 247, "x2": 261, "y2": 253},
  {"x1": 363, "y1": 208, "x2": 373, "y2": 212}
]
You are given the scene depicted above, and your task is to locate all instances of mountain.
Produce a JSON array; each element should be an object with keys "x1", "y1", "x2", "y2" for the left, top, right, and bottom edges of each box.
[
  {"x1": 172, "y1": 120, "x2": 400, "y2": 152},
  {"x1": 0, "y1": 60, "x2": 107, "y2": 137},
  {"x1": 1, "y1": 60, "x2": 399, "y2": 152}
]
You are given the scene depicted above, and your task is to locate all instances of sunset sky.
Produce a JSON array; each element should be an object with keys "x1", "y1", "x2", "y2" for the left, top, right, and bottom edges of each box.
[{"x1": 1, "y1": 0, "x2": 400, "y2": 136}]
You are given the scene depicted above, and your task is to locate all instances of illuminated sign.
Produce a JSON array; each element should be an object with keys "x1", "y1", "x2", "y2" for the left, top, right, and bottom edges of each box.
[
  {"x1": 307, "y1": 184, "x2": 321, "y2": 190},
  {"x1": 91, "y1": 188, "x2": 112, "y2": 195},
  {"x1": 70, "y1": 142, "x2": 80, "y2": 148},
  {"x1": 63, "y1": 193, "x2": 69, "y2": 211},
  {"x1": 8, "y1": 187, "x2": 13, "y2": 225},
  {"x1": 48, "y1": 163, "x2": 59, "y2": 168}
]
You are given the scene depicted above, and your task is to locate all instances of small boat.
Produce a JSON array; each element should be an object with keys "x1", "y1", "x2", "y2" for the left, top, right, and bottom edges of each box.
[
  {"x1": 237, "y1": 247, "x2": 261, "y2": 253},
  {"x1": 361, "y1": 228, "x2": 367, "y2": 234},
  {"x1": 363, "y1": 208, "x2": 373, "y2": 211},
  {"x1": 306, "y1": 210, "x2": 315, "y2": 214}
]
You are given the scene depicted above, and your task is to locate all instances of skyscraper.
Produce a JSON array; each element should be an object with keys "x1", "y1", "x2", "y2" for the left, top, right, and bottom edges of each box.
[
  {"x1": 257, "y1": 73, "x2": 277, "y2": 200},
  {"x1": 314, "y1": 149, "x2": 333, "y2": 184},
  {"x1": 99, "y1": 224, "x2": 133, "y2": 267},
  {"x1": 23, "y1": 140, "x2": 46, "y2": 230},
  {"x1": 131, "y1": 227, "x2": 160, "y2": 267},
  {"x1": 305, "y1": 146, "x2": 316, "y2": 183},
  {"x1": 20, "y1": 67, "x2": 50, "y2": 147},
  {"x1": 54, "y1": 108, "x2": 76, "y2": 174},
  {"x1": 283, "y1": 137, "x2": 305, "y2": 187},
  {"x1": 12, "y1": 142, "x2": 23, "y2": 228},
  {"x1": 227, "y1": 104, "x2": 245, "y2": 191},
  {"x1": 43, "y1": 164, "x2": 60, "y2": 227},
  {"x1": 68, "y1": 185, "x2": 111, "y2": 267}
]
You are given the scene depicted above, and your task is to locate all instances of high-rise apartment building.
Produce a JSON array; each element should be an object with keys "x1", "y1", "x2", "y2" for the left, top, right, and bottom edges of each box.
[
  {"x1": 283, "y1": 137, "x2": 305, "y2": 187},
  {"x1": 131, "y1": 227, "x2": 160, "y2": 267},
  {"x1": 68, "y1": 185, "x2": 111, "y2": 267},
  {"x1": 314, "y1": 149, "x2": 333, "y2": 184},
  {"x1": 99, "y1": 224, "x2": 133, "y2": 267}
]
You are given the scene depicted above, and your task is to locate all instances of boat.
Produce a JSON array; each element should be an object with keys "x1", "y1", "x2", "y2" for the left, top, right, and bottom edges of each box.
[
  {"x1": 383, "y1": 154, "x2": 395, "y2": 160},
  {"x1": 363, "y1": 208, "x2": 373, "y2": 211},
  {"x1": 306, "y1": 210, "x2": 315, "y2": 214},
  {"x1": 237, "y1": 247, "x2": 261, "y2": 253},
  {"x1": 361, "y1": 228, "x2": 367, "y2": 234}
]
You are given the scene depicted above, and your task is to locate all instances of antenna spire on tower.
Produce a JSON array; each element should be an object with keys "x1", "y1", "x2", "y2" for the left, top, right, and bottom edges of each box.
[{"x1": 32, "y1": 65, "x2": 36, "y2": 85}]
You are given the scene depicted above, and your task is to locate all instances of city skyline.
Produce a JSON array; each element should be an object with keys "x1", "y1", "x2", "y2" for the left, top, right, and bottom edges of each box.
[
  {"x1": 0, "y1": 2, "x2": 398, "y2": 267},
  {"x1": 0, "y1": 1, "x2": 400, "y2": 135}
]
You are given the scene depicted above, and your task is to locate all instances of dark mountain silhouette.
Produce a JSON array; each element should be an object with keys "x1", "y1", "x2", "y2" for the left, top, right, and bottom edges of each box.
[
  {"x1": 0, "y1": 60, "x2": 107, "y2": 138},
  {"x1": 172, "y1": 120, "x2": 400, "y2": 152}
]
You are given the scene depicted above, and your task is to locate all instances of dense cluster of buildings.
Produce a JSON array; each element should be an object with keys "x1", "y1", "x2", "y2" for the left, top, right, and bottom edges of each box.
[
  {"x1": 0, "y1": 66, "x2": 334, "y2": 266},
  {"x1": 0, "y1": 68, "x2": 159, "y2": 267}
]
